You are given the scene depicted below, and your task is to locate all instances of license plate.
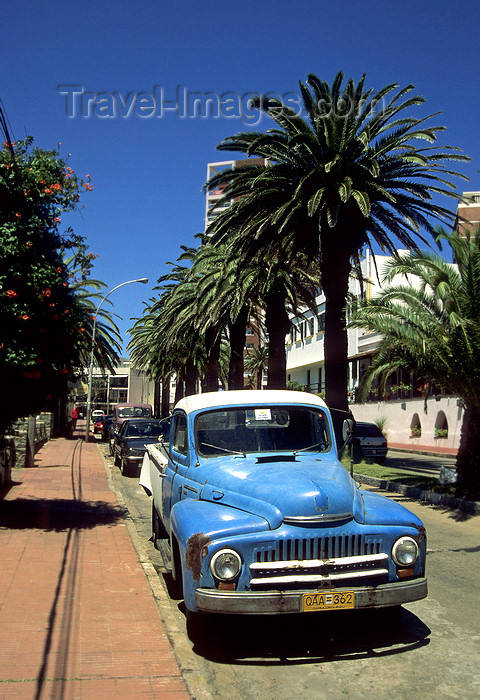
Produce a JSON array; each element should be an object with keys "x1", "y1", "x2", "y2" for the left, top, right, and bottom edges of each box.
[{"x1": 302, "y1": 591, "x2": 355, "y2": 611}]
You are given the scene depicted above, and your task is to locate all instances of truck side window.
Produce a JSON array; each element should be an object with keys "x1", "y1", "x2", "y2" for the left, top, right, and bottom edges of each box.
[{"x1": 172, "y1": 412, "x2": 188, "y2": 455}]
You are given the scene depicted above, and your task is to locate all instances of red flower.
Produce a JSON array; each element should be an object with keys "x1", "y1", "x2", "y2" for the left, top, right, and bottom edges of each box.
[
  {"x1": 54, "y1": 217, "x2": 61, "y2": 223},
  {"x1": 56, "y1": 267, "x2": 62, "y2": 273},
  {"x1": 6, "y1": 290, "x2": 17, "y2": 297},
  {"x1": 44, "y1": 288, "x2": 52, "y2": 297},
  {"x1": 21, "y1": 314, "x2": 30, "y2": 320},
  {"x1": 15, "y1": 212, "x2": 21, "y2": 218}
]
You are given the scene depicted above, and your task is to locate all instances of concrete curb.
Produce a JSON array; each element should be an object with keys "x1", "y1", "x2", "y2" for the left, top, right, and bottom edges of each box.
[{"x1": 357, "y1": 474, "x2": 480, "y2": 515}]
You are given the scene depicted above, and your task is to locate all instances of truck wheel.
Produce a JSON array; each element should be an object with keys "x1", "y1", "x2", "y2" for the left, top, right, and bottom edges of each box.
[{"x1": 186, "y1": 609, "x2": 207, "y2": 644}]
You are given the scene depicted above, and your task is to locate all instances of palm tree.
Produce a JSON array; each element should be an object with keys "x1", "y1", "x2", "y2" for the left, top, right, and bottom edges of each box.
[
  {"x1": 196, "y1": 235, "x2": 319, "y2": 389},
  {"x1": 348, "y1": 227, "x2": 480, "y2": 499},
  {"x1": 244, "y1": 345, "x2": 268, "y2": 389},
  {"x1": 205, "y1": 71, "x2": 469, "y2": 419},
  {"x1": 191, "y1": 238, "x2": 252, "y2": 390}
]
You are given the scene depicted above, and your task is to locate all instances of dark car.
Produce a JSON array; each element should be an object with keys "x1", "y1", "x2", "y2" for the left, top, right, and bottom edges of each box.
[
  {"x1": 101, "y1": 415, "x2": 113, "y2": 442},
  {"x1": 112, "y1": 418, "x2": 163, "y2": 476},
  {"x1": 354, "y1": 421, "x2": 388, "y2": 464}
]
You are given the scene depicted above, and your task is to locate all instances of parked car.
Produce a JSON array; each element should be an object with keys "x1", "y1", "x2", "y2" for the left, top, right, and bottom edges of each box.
[
  {"x1": 140, "y1": 390, "x2": 427, "y2": 627},
  {"x1": 112, "y1": 418, "x2": 163, "y2": 475},
  {"x1": 354, "y1": 421, "x2": 388, "y2": 464},
  {"x1": 93, "y1": 415, "x2": 105, "y2": 434},
  {"x1": 92, "y1": 409, "x2": 105, "y2": 419},
  {"x1": 111, "y1": 403, "x2": 153, "y2": 431},
  {"x1": 101, "y1": 415, "x2": 114, "y2": 442}
]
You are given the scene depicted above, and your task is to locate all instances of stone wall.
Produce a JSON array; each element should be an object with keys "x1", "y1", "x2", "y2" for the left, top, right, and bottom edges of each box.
[{"x1": 3, "y1": 413, "x2": 54, "y2": 471}]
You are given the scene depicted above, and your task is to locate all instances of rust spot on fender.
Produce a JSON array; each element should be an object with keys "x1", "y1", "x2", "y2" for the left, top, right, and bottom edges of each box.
[{"x1": 185, "y1": 532, "x2": 211, "y2": 580}]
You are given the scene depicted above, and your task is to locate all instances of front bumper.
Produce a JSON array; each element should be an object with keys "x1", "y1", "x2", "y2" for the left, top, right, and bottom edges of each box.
[{"x1": 195, "y1": 577, "x2": 427, "y2": 614}]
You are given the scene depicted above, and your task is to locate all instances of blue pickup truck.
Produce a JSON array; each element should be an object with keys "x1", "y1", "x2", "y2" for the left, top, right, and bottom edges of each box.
[{"x1": 140, "y1": 390, "x2": 427, "y2": 621}]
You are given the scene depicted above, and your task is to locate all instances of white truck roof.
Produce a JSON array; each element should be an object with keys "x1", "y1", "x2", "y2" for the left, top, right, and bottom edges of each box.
[{"x1": 174, "y1": 389, "x2": 327, "y2": 415}]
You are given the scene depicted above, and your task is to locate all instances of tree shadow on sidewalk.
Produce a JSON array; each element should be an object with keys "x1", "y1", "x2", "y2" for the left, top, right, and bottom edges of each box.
[{"x1": 0, "y1": 497, "x2": 128, "y2": 531}]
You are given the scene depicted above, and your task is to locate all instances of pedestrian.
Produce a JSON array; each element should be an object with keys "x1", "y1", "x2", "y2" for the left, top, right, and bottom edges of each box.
[{"x1": 71, "y1": 406, "x2": 79, "y2": 430}]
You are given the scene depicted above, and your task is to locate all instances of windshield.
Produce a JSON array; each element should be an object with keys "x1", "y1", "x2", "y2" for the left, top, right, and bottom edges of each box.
[
  {"x1": 124, "y1": 421, "x2": 160, "y2": 437},
  {"x1": 117, "y1": 406, "x2": 151, "y2": 418},
  {"x1": 195, "y1": 405, "x2": 330, "y2": 458}
]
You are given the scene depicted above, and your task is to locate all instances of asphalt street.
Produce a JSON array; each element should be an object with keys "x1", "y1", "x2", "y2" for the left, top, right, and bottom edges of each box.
[
  {"x1": 97, "y1": 438, "x2": 480, "y2": 700},
  {"x1": 384, "y1": 448, "x2": 456, "y2": 477}
]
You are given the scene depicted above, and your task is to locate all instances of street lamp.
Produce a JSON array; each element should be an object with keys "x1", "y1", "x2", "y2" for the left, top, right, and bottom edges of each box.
[{"x1": 85, "y1": 278, "x2": 148, "y2": 441}]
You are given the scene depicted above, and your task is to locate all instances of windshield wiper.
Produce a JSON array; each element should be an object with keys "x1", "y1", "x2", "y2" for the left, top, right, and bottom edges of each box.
[
  {"x1": 293, "y1": 442, "x2": 325, "y2": 456},
  {"x1": 200, "y1": 442, "x2": 246, "y2": 457}
]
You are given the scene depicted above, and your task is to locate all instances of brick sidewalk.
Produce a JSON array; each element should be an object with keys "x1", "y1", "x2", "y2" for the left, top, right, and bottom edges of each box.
[{"x1": 0, "y1": 425, "x2": 190, "y2": 699}]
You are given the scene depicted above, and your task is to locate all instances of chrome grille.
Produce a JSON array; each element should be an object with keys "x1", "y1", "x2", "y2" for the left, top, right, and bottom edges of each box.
[
  {"x1": 249, "y1": 535, "x2": 387, "y2": 588},
  {"x1": 253, "y1": 534, "x2": 382, "y2": 563}
]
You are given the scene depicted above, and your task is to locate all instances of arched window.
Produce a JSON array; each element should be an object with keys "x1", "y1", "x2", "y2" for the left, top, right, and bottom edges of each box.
[
  {"x1": 410, "y1": 413, "x2": 421, "y2": 438},
  {"x1": 434, "y1": 410, "x2": 448, "y2": 439}
]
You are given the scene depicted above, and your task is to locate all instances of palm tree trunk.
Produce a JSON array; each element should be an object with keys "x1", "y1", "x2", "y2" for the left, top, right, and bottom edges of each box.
[
  {"x1": 204, "y1": 327, "x2": 220, "y2": 392},
  {"x1": 321, "y1": 239, "x2": 351, "y2": 415},
  {"x1": 265, "y1": 287, "x2": 291, "y2": 390},
  {"x1": 320, "y1": 236, "x2": 352, "y2": 450},
  {"x1": 455, "y1": 403, "x2": 480, "y2": 500},
  {"x1": 228, "y1": 308, "x2": 248, "y2": 390},
  {"x1": 174, "y1": 370, "x2": 184, "y2": 404},
  {"x1": 161, "y1": 377, "x2": 170, "y2": 417},
  {"x1": 184, "y1": 357, "x2": 197, "y2": 397}
]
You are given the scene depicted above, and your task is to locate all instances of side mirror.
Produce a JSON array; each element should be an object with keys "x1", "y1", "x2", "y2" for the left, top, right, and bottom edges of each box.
[{"x1": 342, "y1": 419, "x2": 354, "y2": 445}]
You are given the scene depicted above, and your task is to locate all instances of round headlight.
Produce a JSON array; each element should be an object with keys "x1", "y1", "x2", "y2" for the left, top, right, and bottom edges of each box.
[
  {"x1": 210, "y1": 549, "x2": 242, "y2": 581},
  {"x1": 392, "y1": 536, "x2": 419, "y2": 566}
]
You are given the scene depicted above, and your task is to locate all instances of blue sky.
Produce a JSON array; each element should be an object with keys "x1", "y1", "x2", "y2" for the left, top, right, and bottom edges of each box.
[{"x1": 3, "y1": 0, "x2": 479, "y2": 351}]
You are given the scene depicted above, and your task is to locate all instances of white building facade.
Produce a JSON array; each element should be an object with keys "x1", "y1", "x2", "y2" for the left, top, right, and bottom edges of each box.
[
  {"x1": 286, "y1": 249, "x2": 388, "y2": 398},
  {"x1": 286, "y1": 250, "x2": 463, "y2": 451}
]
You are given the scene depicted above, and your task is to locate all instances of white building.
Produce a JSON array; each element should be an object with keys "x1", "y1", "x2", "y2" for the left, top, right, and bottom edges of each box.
[
  {"x1": 205, "y1": 158, "x2": 266, "y2": 230},
  {"x1": 76, "y1": 360, "x2": 157, "y2": 415},
  {"x1": 286, "y1": 250, "x2": 463, "y2": 451},
  {"x1": 286, "y1": 249, "x2": 391, "y2": 398}
]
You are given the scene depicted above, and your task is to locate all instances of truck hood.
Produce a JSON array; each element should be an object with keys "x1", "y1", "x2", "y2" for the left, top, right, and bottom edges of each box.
[{"x1": 200, "y1": 455, "x2": 356, "y2": 522}]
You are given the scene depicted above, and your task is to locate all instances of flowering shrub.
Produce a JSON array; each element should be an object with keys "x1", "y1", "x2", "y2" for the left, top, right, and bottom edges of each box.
[
  {"x1": 435, "y1": 428, "x2": 448, "y2": 439},
  {"x1": 0, "y1": 137, "x2": 119, "y2": 432}
]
